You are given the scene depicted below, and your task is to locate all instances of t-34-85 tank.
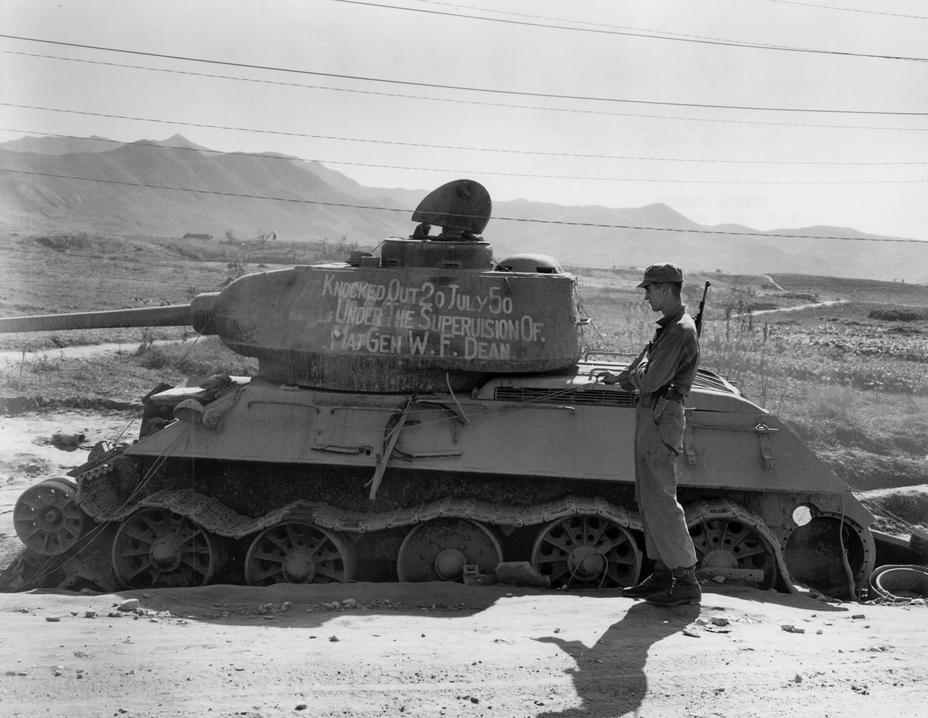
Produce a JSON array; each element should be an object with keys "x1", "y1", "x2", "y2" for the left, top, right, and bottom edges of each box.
[{"x1": 0, "y1": 180, "x2": 875, "y2": 597}]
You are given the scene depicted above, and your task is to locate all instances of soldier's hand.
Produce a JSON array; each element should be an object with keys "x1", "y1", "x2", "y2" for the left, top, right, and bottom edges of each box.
[{"x1": 594, "y1": 371, "x2": 620, "y2": 384}]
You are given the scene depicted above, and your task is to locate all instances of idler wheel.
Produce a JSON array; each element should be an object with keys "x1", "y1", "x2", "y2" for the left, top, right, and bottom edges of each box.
[
  {"x1": 531, "y1": 515, "x2": 641, "y2": 588},
  {"x1": 112, "y1": 508, "x2": 224, "y2": 589},
  {"x1": 397, "y1": 518, "x2": 502, "y2": 582},
  {"x1": 13, "y1": 478, "x2": 90, "y2": 556},
  {"x1": 244, "y1": 522, "x2": 356, "y2": 586},
  {"x1": 688, "y1": 511, "x2": 778, "y2": 589}
]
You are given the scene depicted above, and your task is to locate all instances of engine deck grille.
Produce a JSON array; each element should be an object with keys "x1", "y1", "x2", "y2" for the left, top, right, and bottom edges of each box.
[
  {"x1": 493, "y1": 386, "x2": 638, "y2": 407},
  {"x1": 692, "y1": 370, "x2": 738, "y2": 394}
]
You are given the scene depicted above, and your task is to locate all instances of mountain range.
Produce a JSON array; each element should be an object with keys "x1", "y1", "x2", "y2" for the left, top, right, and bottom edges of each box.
[{"x1": 1, "y1": 134, "x2": 924, "y2": 282}]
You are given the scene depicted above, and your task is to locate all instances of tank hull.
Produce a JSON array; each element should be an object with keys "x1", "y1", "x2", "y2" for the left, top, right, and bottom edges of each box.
[
  {"x1": 4, "y1": 362, "x2": 875, "y2": 598},
  {"x1": 123, "y1": 369, "x2": 868, "y2": 501}
]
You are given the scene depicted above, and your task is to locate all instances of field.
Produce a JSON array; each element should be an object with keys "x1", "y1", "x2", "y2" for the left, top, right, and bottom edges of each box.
[{"x1": 1, "y1": 231, "x2": 926, "y2": 533}]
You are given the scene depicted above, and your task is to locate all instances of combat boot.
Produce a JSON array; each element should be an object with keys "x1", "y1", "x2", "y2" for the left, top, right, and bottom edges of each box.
[
  {"x1": 644, "y1": 565, "x2": 701, "y2": 607},
  {"x1": 622, "y1": 562, "x2": 671, "y2": 599}
]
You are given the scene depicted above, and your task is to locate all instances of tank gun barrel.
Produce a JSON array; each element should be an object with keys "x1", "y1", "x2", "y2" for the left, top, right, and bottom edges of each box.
[{"x1": 0, "y1": 293, "x2": 219, "y2": 335}]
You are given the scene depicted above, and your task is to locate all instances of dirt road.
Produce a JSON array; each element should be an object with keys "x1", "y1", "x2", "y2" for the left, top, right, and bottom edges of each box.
[{"x1": 0, "y1": 582, "x2": 925, "y2": 718}]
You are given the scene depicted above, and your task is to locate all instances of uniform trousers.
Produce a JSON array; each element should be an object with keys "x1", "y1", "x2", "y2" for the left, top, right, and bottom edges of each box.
[{"x1": 634, "y1": 397, "x2": 698, "y2": 569}]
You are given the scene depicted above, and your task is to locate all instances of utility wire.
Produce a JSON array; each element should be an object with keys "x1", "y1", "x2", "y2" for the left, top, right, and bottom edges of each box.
[
  {"x1": 2, "y1": 36, "x2": 927, "y2": 116},
  {"x1": 7, "y1": 127, "x2": 927, "y2": 169},
  {"x1": 301, "y1": 162, "x2": 928, "y2": 184},
  {"x1": 333, "y1": 0, "x2": 928, "y2": 63},
  {"x1": 4, "y1": 57, "x2": 926, "y2": 133},
  {"x1": 3, "y1": 105, "x2": 928, "y2": 182},
  {"x1": 762, "y1": 0, "x2": 928, "y2": 21},
  {"x1": 1, "y1": 168, "x2": 924, "y2": 244},
  {"x1": 397, "y1": 0, "x2": 817, "y2": 47}
]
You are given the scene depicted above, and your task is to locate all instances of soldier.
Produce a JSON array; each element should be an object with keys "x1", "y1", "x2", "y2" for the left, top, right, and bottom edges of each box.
[{"x1": 598, "y1": 263, "x2": 701, "y2": 606}]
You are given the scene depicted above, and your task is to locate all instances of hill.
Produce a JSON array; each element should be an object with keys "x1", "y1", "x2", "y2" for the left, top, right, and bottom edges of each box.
[{"x1": 1, "y1": 134, "x2": 925, "y2": 282}]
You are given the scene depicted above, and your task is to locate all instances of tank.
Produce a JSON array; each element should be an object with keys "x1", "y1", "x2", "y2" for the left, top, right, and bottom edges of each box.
[{"x1": 0, "y1": 180, "x2": 876, "y2": 598}]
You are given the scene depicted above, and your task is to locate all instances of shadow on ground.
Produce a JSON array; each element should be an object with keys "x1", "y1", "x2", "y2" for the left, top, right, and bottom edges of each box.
[{"x1": 535, "y1": 600, "x2": 700, "y2": 717}]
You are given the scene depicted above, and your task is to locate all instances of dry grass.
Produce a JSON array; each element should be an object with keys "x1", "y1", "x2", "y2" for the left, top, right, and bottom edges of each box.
[{"x1": 0, "y1": 335, "x2": 256, "y2": 408}]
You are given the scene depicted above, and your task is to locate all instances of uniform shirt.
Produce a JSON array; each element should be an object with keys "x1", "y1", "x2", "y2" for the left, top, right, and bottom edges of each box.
[{"x1": 618, "y1": 305, "x2": 699, "y2": 400}]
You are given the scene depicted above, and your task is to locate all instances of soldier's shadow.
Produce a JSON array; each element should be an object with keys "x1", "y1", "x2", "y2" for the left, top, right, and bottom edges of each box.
[{"x1": 534, "y1": 600, "x2": 700, "y2": 717}]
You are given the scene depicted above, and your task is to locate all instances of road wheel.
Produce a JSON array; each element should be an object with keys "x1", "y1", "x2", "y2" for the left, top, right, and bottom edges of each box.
[
  {"x1": 244, "y1": 522, "x2": 356, "y2": 586},
  {"x1": 112, "y1": 508, "x2": 224, "y2": 588},
  {"x1": 397, "y1": 518, "x2": 502, "y2": 582},
  {"x1": 531, "y1": 514, "x2": 641, "y2": 588}
]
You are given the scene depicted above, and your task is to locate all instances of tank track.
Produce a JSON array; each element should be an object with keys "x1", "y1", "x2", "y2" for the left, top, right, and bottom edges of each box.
[
  {"x1": 75, "y1": 460, "x2": 798, "y2": 586},
  {"x1": 2, "y1": 456, "x2": 816, "y2": 595},
  {"x1": 78, "y1": 460, "x2": 643, "y2": 537}
]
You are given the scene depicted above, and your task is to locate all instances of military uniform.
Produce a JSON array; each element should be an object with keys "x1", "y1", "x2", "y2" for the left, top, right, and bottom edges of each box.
[
  {"x1": 608, "y1": 263, "x2": 701, "y2": 606},
  {"x1": 618, "y1": 305, "x2": 699, "y2": 570}
]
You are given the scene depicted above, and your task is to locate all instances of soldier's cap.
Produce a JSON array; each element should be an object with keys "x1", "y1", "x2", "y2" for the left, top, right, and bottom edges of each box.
[{"x1": 637, "y1": 263, "x2": 684, "y2": 287}]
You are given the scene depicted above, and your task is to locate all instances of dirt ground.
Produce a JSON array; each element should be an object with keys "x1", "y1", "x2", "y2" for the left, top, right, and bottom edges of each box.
[
  {"x1": 0, "y1": 582, "x2": 926, "y2": 718},
  {"x1": 1, "y1": 411, "x2": 927, "y2": 718}
]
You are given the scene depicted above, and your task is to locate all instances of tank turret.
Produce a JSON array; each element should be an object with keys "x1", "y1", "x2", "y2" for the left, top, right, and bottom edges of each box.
[{"x1": 0, "y1": 180, "x2": 582, "y2": 392}]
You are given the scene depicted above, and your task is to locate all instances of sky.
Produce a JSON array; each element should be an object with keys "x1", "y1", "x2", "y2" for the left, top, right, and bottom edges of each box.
[{"x1": 2, "y1": 0, "x2": 928, "y2": 241}]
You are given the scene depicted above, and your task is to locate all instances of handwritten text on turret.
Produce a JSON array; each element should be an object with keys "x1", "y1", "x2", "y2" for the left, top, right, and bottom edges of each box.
[{"x1": 320, "y1": 274, "x2": 545, "y2": 361}]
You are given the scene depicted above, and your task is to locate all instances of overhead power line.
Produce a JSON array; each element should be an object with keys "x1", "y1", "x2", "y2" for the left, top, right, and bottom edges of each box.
[
  {"x1": 1, "y1": 168, "x2": 924, "y2": 244},
  {"x1": 319, "y1": 162, "x2": 927, "y2": 184},
  {"x1": 4, "y1": 98, "x2": 928, "y2": 153},
  {"x1": 2, "y1": 36, "x2": 927, "y2": 116},
  {"x1": 762, "y1": 0, "x2": 928, "y2": 21},
  {"x1": 333, "y1": 0, "x2": 928, "y2": 63},
  {"x1": 393, "y1": 0, "x2": 812, "y2": 45},
  {"x1": 5, "y1": 53, "x2": 927, "y2": 132},
  {"x1": 6, "y1": 127, "x2": 927, "y2": 169}
]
